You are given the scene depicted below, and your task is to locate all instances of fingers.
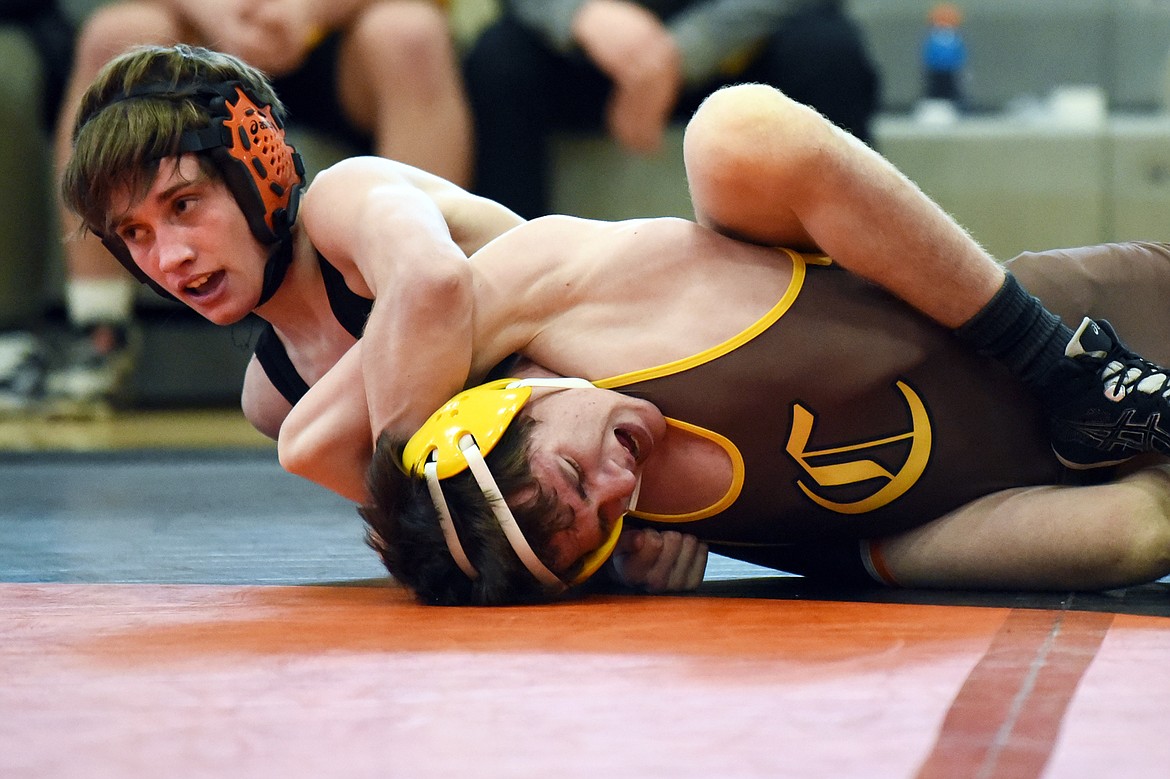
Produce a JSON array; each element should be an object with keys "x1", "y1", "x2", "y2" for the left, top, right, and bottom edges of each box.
[
  {"x1": 611, "y1": 529, "x2": 708, "y2": 593},
  {"x1": 653, "y1": 531, "x2": 707, "y2": 592}
]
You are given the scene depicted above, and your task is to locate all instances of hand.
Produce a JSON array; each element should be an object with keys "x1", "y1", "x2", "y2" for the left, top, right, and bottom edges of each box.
[
  {"x1": 203, "y1": 0, "x2": 321, "y2": 76},
  {"x1": 610, "y1": 528, "x2": 707, "y2": 592},
  {"x1": 572, "y1": 0, "x2": 682, "y2": 153}
]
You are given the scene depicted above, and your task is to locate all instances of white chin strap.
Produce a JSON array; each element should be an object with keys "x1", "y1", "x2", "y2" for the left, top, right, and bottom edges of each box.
[{"x1": 423, "y1": 377, "x2": 596, "y2": 590}]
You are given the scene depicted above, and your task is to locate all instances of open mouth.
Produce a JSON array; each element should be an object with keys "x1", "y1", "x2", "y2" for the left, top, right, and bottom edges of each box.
[
  {"x1": 183, "y1": 270, "x2": 225, "y2": 299},
  {"x1": 615, "y1": 427, "x2": 640, "y2": 462}
]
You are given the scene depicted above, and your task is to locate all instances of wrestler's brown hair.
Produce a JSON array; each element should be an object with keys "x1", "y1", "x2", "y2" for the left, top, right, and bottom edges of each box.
[{"x1": 360, "y1": 417, "x2": 569, "y2": 606}]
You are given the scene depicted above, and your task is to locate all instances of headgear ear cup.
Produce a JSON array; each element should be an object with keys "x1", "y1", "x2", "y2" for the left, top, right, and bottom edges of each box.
[
  {"x1": 209, "y1": 84, "x2": 305, "y2": 245},
  {"x1": 180, "y1": 83, "x2": 305, "y2": 305}
]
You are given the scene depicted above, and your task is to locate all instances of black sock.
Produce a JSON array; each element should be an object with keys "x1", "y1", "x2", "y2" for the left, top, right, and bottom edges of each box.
[{"x1": 954, "y1": 273, "x2": 1074, "y2": 390}]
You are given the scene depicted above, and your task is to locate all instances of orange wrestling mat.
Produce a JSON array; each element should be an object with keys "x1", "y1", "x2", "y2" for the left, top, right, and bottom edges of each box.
[{"x1": 2, "y1": 582, "x2": 1167, "y2": 779}]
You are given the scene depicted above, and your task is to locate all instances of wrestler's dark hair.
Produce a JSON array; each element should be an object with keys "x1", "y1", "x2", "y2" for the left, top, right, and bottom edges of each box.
[{"x1": 360, "y1": 416, "x2": 570, "y2": 606}]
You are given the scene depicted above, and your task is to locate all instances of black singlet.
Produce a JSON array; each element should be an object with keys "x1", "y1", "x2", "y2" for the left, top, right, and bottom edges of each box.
[{"x1": 252, "y1": 254, "x2": 374, "y2": 405}]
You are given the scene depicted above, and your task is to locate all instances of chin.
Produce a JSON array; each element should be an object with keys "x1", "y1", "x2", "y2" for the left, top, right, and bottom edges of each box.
[{"x1": 200, "y1": 303, "x2": 252, "y2": 327}]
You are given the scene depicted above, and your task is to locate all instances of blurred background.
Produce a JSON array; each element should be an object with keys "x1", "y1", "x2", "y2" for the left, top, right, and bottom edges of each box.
[{"x1": 3, "y1": 0, "x2": 1170, "y2": 425}]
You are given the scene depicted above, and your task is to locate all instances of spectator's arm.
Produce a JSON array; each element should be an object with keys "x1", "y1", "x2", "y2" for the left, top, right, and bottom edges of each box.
[{"x1": 668, "y1": 0, "x2": 824, "y2": 84}]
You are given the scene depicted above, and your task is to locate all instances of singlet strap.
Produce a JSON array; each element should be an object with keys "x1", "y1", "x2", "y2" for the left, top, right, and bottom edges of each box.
[
  {"x1": 252, "y1": 255, "x2": 372, "y2": 405},
  {"x1": 253, "y1": 323, "x2": 310, "y2": 405},
  {"x1": 319, "y1": 254, "x2": 373, "y2": 338}
]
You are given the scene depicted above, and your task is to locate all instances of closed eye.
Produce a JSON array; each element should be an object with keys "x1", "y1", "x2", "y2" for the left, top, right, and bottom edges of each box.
[{"x1": 564, "y1": 458, "x2": 587, "y2": 500}]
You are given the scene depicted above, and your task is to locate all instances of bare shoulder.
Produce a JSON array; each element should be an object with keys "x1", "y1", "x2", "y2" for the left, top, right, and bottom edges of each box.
[
  {"x1": 473, "y1": 214, "x2": 701, "y2": 277},
  {"x1": 465, "y1": 215, "x2": 668, "y2": 374}
]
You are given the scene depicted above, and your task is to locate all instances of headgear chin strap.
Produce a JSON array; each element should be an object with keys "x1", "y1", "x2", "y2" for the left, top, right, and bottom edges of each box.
[
  {"x1": 94, "y1": 80, "x2": 305, "y2": 305},
  {"x1": 401, "y1": 378, "x2": 634, "y2": 592}
]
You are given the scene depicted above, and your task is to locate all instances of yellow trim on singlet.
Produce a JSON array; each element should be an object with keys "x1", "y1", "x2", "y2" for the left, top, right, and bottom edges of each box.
[
  {"x1": 631, "y1": 417, "x2": 745, "y2": 523},
  {"x1": 606, "y1": 248, "x2": 831, "y2": 523},
  {"x1": 594, "y1": 248, "x2": 829, "y2": 390}
]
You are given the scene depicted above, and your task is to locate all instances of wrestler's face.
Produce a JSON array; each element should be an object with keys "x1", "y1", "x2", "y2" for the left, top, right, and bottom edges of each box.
[
  {"x1": 519, "y1": 386, "x2": 666, "y2": 575},
  {"x1": 109, "y1": 154, "x2": 268, "y2": 325}
]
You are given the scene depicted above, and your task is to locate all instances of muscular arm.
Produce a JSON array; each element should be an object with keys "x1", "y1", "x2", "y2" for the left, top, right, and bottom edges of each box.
[
  {"x1": 302, "y1": 157, "x2": 491, "y2": 442},
  {"x1": 278, "y1": 215, "x2": 587, "y2": 500},
  {"x1": 279, "y1": 158, "x2": 523, "y2": 497}
]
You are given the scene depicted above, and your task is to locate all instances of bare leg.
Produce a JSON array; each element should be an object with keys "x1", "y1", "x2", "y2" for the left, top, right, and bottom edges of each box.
[
  {"x1": 682, "y1": 83, "x2": 1004, "y2": 329},
  {"x1": 336, "y1": 1, "x2": 473, "y2": 187},
  {"x1": 51, "y1": 2, "x2": 189, "y2": 405},
  {"x1": 877, "y1": 465, "x2": 1170, "y2": 591}
]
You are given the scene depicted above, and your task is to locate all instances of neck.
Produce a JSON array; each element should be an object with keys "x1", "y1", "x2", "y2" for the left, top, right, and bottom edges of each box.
[
  {"x1": 635, "y1": 419, "x2": 736, "y2": 516},
  {"x1": 253, "y1": 232, "x2": 334, "y2": 341}
]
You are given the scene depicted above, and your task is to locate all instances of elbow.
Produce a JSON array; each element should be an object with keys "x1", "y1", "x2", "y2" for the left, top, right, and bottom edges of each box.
[
  {"x1": 411, "y1": 257, "x2": 473, "y2": 317},
  {"x1": 275, "y1": 405, "x2": 319, "y2": 484},
  {"x1": 276, "y1": 428, "x2": 311, "y2": 482}
]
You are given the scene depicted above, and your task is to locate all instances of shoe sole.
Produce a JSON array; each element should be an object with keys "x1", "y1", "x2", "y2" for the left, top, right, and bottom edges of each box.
[{"x1": 1052, "y1": 447, "x2": 1135, "y2": 470}]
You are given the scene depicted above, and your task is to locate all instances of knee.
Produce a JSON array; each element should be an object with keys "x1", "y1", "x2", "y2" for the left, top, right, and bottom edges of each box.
[
  {"x1": 683, "y1": 83, "x2": 833, "y2": 186},
  {"x1": 1093, "y1": 481, "x2": 1170, "y2": 585},
  {"x1": 348, "y1": 0, "x2": 456, "y2": 74},
  {"x1": 75, "y1": 2, "x2": 183, "y2": 76},
  {"x1": 688, "y1": 84, "x2": 827, "y2": 150}
]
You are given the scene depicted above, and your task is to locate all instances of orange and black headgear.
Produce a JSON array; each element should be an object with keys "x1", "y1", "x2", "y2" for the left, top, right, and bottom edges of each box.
[{"x1": 88, "y1": 79, "x2": 305, "y2": 304}]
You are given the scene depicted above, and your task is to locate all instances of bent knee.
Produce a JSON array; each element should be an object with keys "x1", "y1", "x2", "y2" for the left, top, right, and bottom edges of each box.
[
  {"x1": 348, "y1": 1, "x2": 454, "y2": 65},
  {"x1": 683, "y1": 83, "x2": 835, "y2": 241},
  {"x1": 686, "y1": 83, "x2": 825, "y2": 145},
  {"x1": 1097, "y1": 497, "x2": 1170, "y2": 584}
]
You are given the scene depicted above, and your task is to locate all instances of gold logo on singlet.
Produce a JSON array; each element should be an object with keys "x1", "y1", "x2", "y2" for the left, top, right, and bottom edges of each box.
[{"x1": 785, "y1": 381, "x2": 931, "y2": 514}]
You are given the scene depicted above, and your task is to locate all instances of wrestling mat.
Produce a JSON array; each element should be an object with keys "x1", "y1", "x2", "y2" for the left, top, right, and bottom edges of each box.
[{"x1": 2, "y1": 448, "x2": 1167, "y2": 779}]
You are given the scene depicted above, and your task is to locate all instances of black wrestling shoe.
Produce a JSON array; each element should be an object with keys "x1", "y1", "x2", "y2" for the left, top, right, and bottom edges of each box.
[{"x1": 1046, "y1": 317, "x2": 1170, "y2": 469}]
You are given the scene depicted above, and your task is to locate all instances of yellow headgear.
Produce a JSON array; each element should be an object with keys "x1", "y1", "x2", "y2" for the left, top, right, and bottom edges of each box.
[{"x1": 402, "y1": 378, "x2": 628, "y2": 590}]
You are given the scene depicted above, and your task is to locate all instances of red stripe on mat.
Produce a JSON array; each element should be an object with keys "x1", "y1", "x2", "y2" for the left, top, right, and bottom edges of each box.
[{"x1": 916, "y1": 607, "x2": 1114, "y2": 779}]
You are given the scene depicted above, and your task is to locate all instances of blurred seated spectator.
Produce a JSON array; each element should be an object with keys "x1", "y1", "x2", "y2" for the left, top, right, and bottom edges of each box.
[
  {"x1": 0, "y1": 0, "x2": 75, "y2": 412},
  {"x1": 26, "y1": 0, "x2": 472, "y2": 414},
  {"x1": 463, "y1": 0, "x2": 881, "y2": 219}
]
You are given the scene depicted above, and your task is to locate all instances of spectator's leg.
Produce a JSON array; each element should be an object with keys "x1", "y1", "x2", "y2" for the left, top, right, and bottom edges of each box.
[
  {"x1": 51, "y1": 1, "x2": 190, "y2": 412},
  {"x1": 335, "y1": 0, "x2": 473, "y2": 187},
  {"x1": 462, "y1": 15, "x2": 609, "y2": 218}
]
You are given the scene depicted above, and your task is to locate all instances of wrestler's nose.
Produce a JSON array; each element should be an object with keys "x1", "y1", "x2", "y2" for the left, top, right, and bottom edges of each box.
[
  {"x1": 594, "y1": 464, "x2": 638, "y2": 526},
  {"x1": 155, "y1": 226, "x2": 195, "y2": 274}
]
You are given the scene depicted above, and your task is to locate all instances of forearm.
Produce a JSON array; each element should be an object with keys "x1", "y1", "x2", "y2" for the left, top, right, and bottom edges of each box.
[
  {"x1": 360, "y1": 245, "x2": 475, "y2": 441},
  {"x1": 278, "y1": 344, "x2": 374, "y2": 503},
  {"x1": 302, "y1": 157, "x2": 504, "y2": 437}
]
